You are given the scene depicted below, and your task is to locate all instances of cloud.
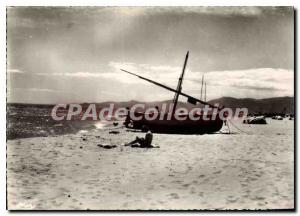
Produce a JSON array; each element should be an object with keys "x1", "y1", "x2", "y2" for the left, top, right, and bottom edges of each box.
[
  {"x1": 36, "y1": 72, "x2": 103, "y2": 78},
  {"x1": 8, "y1": 65, "x2": 294, "y2": 103},
  {"x1": 11, "y1": 62, "x2": 294, "y2": 102},
  {"x1": 198, "y1": 68, "x2": 294, "y2": 93},
  {"x1": 34, "y1": 61, "x2": 183, "y2": 86},
  {"x1": 36, "y1": 70, "x2": 139, "y2": 84},
  {"x1": 109, "y1": 61, "x2": 184, "y2": 86},
  {"x1": 110, "y1": 61, "x2": 294, "y2": 100},
  {"x1": 102, "y1": 7, "x2": 290, "y2": 18},
  {"x1": 109, "y1": 61, "x2": 294, "y2": 93},
  {"x1": 7, "y1": 69, "x2": 24, "y2": 74},
  {"x1": 13, "y1": 88, "x2": 58, "y2": 92},
  {"x1": 182, "y1": 7, "x2": 263, "y2": 17}
]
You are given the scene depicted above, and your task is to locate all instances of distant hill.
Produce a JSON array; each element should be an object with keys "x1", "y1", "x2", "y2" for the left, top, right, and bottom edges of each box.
[
  {"x1": 93, "y1": 96, "x2": 294, "y2": 114},
  {"x1": 8, "y1": 96, "x2": 294, "y2": 115},
  {"x1": 208, "y1": 96, "x2": 294, "y2": 114}
]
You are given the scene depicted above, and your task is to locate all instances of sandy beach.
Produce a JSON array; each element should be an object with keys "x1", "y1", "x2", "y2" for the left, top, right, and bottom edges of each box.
[
  {"x1": 7, "y1": 119, "x2": 294, "y2": 210},
  {"x1": 6, "y1": 5, "x2": 295, "y2": 212}
]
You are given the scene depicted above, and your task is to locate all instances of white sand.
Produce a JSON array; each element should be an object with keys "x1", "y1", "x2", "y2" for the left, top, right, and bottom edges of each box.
[{"x1": 7, "y1": 119, "x2": 294, "y2": 210}]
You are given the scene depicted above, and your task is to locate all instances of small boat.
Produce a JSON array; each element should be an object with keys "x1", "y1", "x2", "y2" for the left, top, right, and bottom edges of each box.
[
  {"x1": 273, "y1": 115, "x2": 283, "y2": 120},
  {"x1": 243, "y1": 116, "x2": 267, "y2": 124}
]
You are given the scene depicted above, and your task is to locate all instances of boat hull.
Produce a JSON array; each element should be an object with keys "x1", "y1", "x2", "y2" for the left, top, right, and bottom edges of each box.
[{"x1": 124, "y1": 113, "x2": 224, "y2": 134}]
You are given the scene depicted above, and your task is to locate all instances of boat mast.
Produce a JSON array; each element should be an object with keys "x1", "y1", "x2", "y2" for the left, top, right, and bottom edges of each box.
[
  {"x1": 172, "y1": 51, "x2": 189, "y2": 116},
  {"x1": 200, "y1": 74, "x2": 204, "y2": 100},
  {"x1": 204, "y1": 82, "x2": 207, "y2": 102}
]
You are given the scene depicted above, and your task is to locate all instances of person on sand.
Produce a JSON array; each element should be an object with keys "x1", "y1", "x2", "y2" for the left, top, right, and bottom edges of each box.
[{"x1": 125, "y1": 126, "x2": 158, "y2": 148}]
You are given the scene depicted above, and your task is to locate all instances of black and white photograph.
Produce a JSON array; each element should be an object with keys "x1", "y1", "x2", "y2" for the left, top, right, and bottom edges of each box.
[{"x1": 6, "y1": 6, "x2": 294, "y2": 210}]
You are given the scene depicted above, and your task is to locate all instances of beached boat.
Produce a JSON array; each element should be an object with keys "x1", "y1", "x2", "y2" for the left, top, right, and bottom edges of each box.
[
  {"x1": 121, "y1": 51, "x2": 224, "y2": 134},
  {"x1": 272, "y1": 115, "x2": 283, "y2": 120},
  {"x1": 243, "y1": 116, "x2": 267, "y2": 124}
]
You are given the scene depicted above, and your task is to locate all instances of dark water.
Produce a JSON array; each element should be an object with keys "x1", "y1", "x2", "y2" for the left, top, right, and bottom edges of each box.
[{"x1": 7, "y1": 104, "x2": 96, "y2": 140}]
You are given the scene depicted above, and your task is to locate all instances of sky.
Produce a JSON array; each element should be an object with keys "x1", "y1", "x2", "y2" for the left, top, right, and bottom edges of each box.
[{"x1": 7, "y1": 6, "x2": 294, "y2": 104}]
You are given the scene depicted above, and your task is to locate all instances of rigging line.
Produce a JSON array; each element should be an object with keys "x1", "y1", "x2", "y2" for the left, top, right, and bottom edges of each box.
[{"x1": 227, "y1": 119, "x2": 252, "y2": 135}]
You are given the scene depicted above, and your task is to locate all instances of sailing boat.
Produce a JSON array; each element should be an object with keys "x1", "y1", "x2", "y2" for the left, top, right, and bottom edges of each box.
[{"x1": 121, "y1": 51, "x2": 224, "y2": 134}]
